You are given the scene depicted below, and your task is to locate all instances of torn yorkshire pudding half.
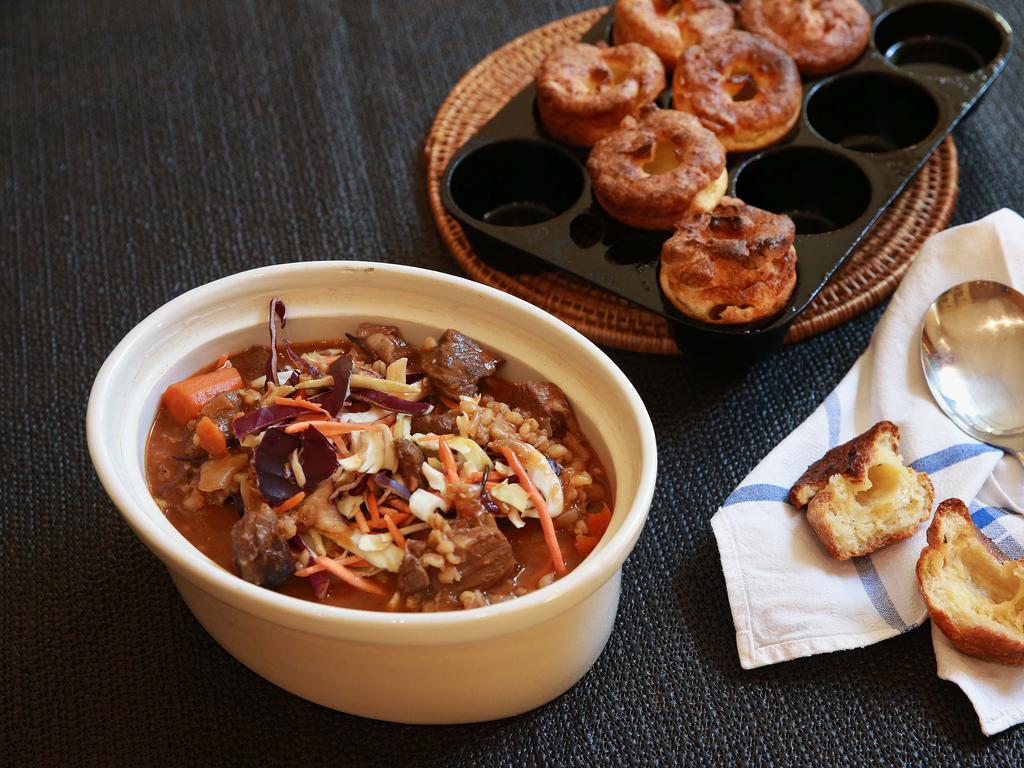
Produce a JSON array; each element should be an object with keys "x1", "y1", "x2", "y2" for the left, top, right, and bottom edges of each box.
[
  {"x1": 587, "y1": 108, "x2": 727, "y2": 230},
  {"x1": 917, "y1": 499, "x2": 1024, "y2": 665},
  {"x1": 658, "y1": 197, "x2": 796, "y2": 324},
  {"x1": 672, "y1": 30, "x2": 801, "y2": 152},
  {"x1": 789, "y1": 421, "x2": 935, "y2": 561},
  {"x1": 613, "y1": 0, "x2": 736, "y2": 69},
  {"x1": 536, "y1": 42, "x2": 666, "y2": 147},
  {"x1": 739, "y1": 0, "x2": 870, "y2": 76}
]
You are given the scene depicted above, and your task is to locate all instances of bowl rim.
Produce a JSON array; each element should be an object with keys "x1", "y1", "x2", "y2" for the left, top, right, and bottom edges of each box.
[{"x1": 87, "y1": 261, "x2": 657, "y2": 644}]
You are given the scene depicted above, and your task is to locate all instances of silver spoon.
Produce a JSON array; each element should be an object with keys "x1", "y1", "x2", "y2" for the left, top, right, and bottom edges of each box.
[{"x1": 921, "y1": 280, "x2": 1024, "y2": 467}]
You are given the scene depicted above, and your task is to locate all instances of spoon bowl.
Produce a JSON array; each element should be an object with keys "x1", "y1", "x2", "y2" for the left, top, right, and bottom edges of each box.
[{"x1": 921, "y1": 280, "x2": 1024, "y2": 465}]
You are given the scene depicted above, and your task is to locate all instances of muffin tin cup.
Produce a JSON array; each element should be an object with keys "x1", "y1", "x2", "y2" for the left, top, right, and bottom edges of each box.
[{"x1": 440, "y1": 0, "x2": 1012, "y2": 360}]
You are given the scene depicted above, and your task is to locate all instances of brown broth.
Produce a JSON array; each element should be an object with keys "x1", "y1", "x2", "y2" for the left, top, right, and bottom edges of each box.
[{"x1": 146, "y1": 339, "x2": 606, "y2": 612}]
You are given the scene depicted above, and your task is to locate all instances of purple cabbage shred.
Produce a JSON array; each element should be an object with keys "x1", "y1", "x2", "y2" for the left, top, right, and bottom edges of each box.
[
  {"x1": 322, "y1": 354, "x2": 353, "y2": 416},
  {"x1": 231, "y1": 403, "x2": 308, "y2": 438},
  {"x1": 287, "y1": 535, "x2": 329, "y2": 599},
  {"x1": 372, "y1": 472, "x2": 411, "y2": 500},
  {"x1": 349, "y1": 387, "x2": 433, "y2": 415},
  {"x1": 265, "y1": 297, "x2": 287, "y2": 388}
]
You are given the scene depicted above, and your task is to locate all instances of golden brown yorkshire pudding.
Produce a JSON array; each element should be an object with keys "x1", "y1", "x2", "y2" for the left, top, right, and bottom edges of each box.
[
  {"x1": 536, "y1": 42, "x2": 667, "y2": 147},
  {"x1": 917, "y1": 499, "x2": 1024, "y2": 665},
  {"x1": 587, "y1": 108, "x2": 728, "y2": 230},
  {"x1": 673, "y1": 30, "x2": 802, "y2": 152},
  {"x1": 659, "y1": 196, "x2": 797, "y2": 323},
  {"x1": 739, "y1": 0, "x2": 870, "y2": 76},
  {"x1": 613, "y1": 0, "x2": 736, "y2": 69}
]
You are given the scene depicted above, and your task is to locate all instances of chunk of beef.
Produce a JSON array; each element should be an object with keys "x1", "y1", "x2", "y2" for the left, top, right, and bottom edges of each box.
[
  {"x1": 450, "y1": 482, "x2": 497, "y2": 526},
  {"x1": 483, "y1": 379, "x2": 571, "y2": 437},
  {"x1": 420, "y1": 329, "x2": 504, "y2": 400},
  {"x1": 411, "y1": 408, "x2": 459, "y2": 435},
  {"x1": 230, "y1": 503, "x2": 295, "y2": 588},
  {"x1": 449, "y1": 521, "x2": 517, "y2": 592},
  {"x1": 395, "y1": 439, "x2": 426, "y2": 491},
  {"x1": 228, "y1": 345, "x2": 272, "y2": 383},
  {"x1": 199, "y1": 390, "x2": 243, "y2": 437},
  {"x1": 398, "y1": 553, "x2": 430, "y2": 596},
  {"x1": 356, "y1": 323, "x2": 415, "y2": 366}
]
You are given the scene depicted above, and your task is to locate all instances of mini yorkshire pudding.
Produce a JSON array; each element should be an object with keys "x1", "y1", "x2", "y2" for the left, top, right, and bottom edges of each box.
[
  {"x1": 673, "y1": 30, "x2": 802, "y2": 152},
  {"x1": 587, "y1": 109, "x2": 727, "y2": 230},
  {"x1": 536, "y1": 42, "x2": 666, "y2": 147},
  {"x1": 659, "y1": 197, "x2": 797, "y2": 324},
  {"x1": 613, "y1": 0, "x2": 736, "y2": 69},
  {"x1": 739, "y1": 0, "x2": 870, "y2": 76}
]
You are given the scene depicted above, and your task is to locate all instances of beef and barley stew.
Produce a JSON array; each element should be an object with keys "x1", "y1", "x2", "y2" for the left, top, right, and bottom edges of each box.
[{"x1": 146, "y1": 299, "x2": 613, "y2": 612}]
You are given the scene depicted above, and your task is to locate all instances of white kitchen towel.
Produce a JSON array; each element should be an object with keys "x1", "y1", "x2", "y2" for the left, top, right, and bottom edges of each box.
[{"x1": 710, "y1": 209, "x2": 1024, "y2": 735}]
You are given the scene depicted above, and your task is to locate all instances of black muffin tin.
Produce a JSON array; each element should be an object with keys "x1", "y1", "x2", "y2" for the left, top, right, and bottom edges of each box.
[{"x1": 440, "y1": 0, "x2": 1012, "y2": 358}]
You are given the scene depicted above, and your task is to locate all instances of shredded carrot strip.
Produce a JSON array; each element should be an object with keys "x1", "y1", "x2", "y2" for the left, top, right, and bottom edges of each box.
[
  {"x1": 285, "y1": 420, "x2": 374, "y2": 435},
  {"x1": 383, "y1": 509, "x2": 409, "y2": 526},
  {"x1": 294, "y1": 563, "x2": 326, "y2": 578},
  {"x1": 386, "y1": 498, "x2": 410, "y2": 514},
  {"x1": 272, "y1": 491, "x2": 306, "y2": 515},
  {"x1": 439, "y1": 395, "x2": 460, "y2": 411},
  {"x1": 464, "y1": 471, "x2": 484, "y2": 483},
  {"x1": 274, "y1": 396, "x2": 330, "y2": 417},
  {"x1": 366, "y1": 490, "x2": 381, "y2": 526},
  {"x1": 341, "y1": 556, "x2": 371, "y2": 568},
  {"x1": 384, "y1": 514, "x2": 406, "y2": 547},
  {"x1": 438, "y1": 437, "x2": 459, "y2": 485},
  {"x1": 353, "y1": 502, "x2": 370, "y2": 534},
  {"x1": 315, "y1": 556, "x2": 386, "y2": 596},
  {"x1": 499, "y1": 446, "x2": 567, "y2": 575},
  {"x1": 485, "y1": 481, "x2": 500, "y2": 491}
]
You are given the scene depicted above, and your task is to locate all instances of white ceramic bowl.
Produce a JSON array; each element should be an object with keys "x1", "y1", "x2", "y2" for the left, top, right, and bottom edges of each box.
[{"x1": 87, "y1": 262, "x2": 656, "y2": 723}]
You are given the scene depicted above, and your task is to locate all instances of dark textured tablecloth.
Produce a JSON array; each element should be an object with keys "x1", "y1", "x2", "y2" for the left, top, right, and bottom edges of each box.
[{"x1": 4, "y1": 0, "x2": 1023, "y2": 764}]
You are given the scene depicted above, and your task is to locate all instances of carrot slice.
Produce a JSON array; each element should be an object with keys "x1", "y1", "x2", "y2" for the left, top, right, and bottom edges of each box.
[
  {"x1": 499, "y1": 446, "x2": 567, "y2": 575},
  {"x1": 587, "y1": 504, "x2": 613, "y2": 540},
  {"x1": 162, "y1": 367, "x2": 243, "y2": 424},
  {"x1": 195, "y1": 416, "x2": 228, "y2": 457},
  {"x1": 384, "y1": 514, "x2": 406, "y2": 548},
  {"x1": 438, "y1": 437, "x2": 459, "y2": 485},
  {"x1": 315, "y1": 556, "x2": 387, "y2": 596},
  {"x1": 574, "y1": 535, "x2": 599, "y2": 557},
  {"x1": 272, "y1": 491, "x2": 306, "y2": 515}
]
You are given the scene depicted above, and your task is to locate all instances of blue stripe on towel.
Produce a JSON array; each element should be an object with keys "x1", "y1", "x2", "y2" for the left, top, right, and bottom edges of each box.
[
  {"x1": 721, "y1": 484, "x2": 789, "y2": 506},
  {"x1": 852, "y1": 557, "x2": 911, "y2": 632},
  {"x1": 909, "y1": 443, "x2": 1000, "y2": 474},
  {"x1": 971, "y1": 506, "x2": 1024, "y2": 559},
  {"x1": 824, "y1": 393, "x2": 841, "y2": 448}
]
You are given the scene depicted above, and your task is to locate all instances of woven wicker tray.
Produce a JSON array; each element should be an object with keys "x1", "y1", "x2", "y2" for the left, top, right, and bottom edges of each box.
[{"x1": 424, "y1": 8, "x2": 959, "y2": 354}]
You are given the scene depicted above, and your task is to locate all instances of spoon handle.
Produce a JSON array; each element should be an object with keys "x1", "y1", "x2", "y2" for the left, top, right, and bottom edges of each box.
[{"x1": 1017, "y1": 451, "x2": 1024, "y2": 471}]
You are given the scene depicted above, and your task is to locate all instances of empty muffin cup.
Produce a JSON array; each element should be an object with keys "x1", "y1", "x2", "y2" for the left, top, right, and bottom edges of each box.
[
  {"x1": 874, "y1": 0, "x2": 1008, "y2": 76},
  {"x1": 447, "y1": 139, "x2": 584, "y2": 227},
  {"x1": 807, "y1": 72, "x2": 940, "y2": 153},
  {"x1": 733, "y1": 148, "x2": 872, "y2": 234}
]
